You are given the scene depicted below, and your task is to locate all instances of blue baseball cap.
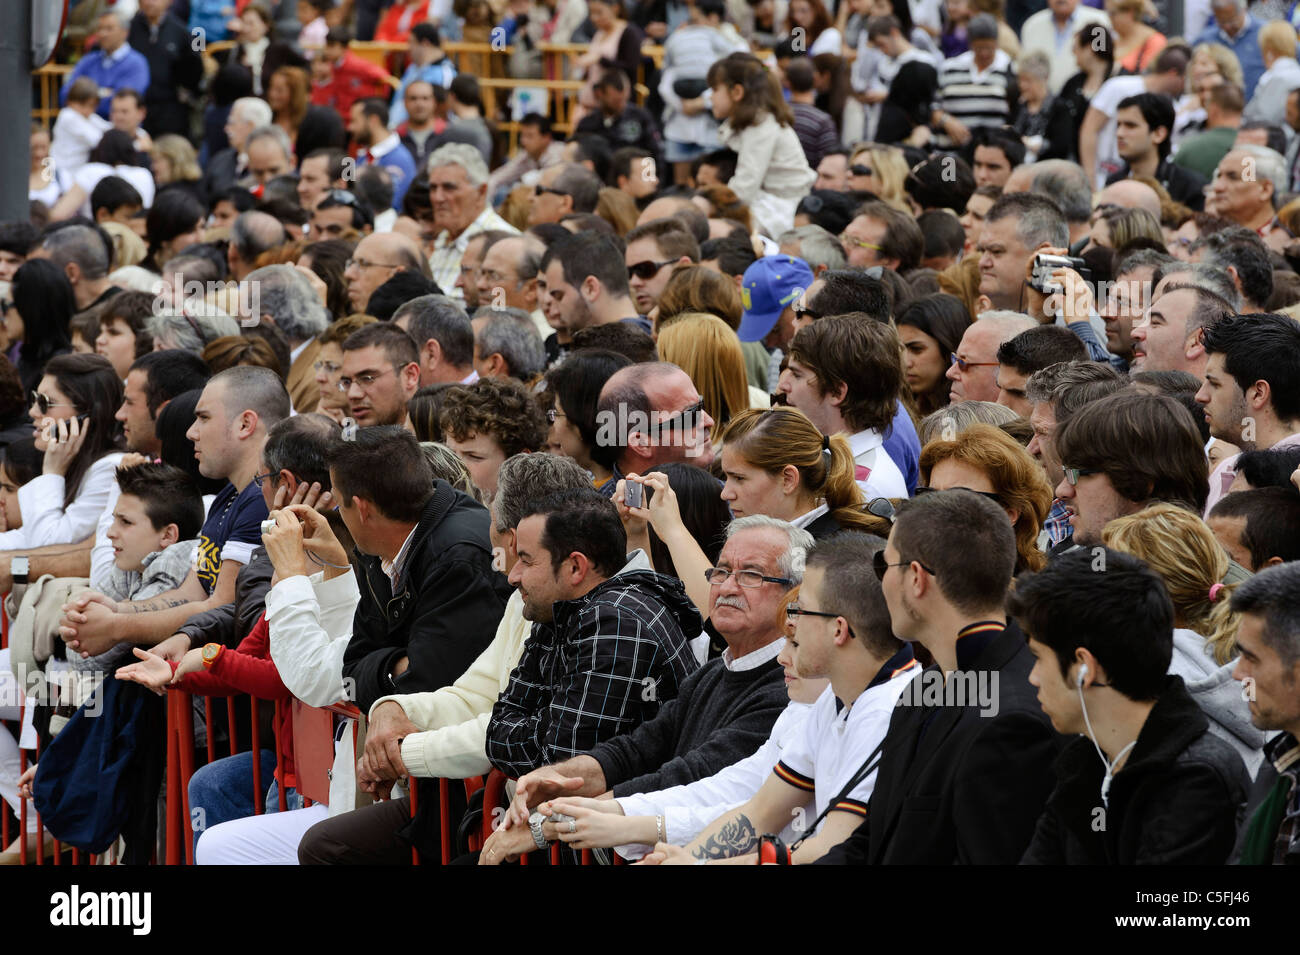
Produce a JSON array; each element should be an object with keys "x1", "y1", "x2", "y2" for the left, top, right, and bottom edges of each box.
[{"x1": 739, "y1": 255, "x2": 815, "y2": 343}]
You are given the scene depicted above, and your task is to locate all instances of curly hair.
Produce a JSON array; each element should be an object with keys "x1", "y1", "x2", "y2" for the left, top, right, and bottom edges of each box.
[
  {"x1": 1102, "y1": 502, "x2": 1240, "y2": 664},
  {"x1": 437, "y1": 377, "x2": 549, "y2": 456},
  {"x1": 919, "y1": 422, "x2": 1052, "y2": 573}
]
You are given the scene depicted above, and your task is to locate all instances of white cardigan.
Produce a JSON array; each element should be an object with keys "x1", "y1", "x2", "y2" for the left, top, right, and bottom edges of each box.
[
  {"x1": 721, "y1": 113, "x2": 817, "y2": 203},
  {"x1": 0, "y1": 453, "x2": 125, "y2": 552}
]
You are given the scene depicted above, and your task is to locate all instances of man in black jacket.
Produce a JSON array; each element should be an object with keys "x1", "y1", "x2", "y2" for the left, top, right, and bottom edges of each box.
[
  {"x1": 480, "y1": 515, "x2": 805, "y2": 864},
  {"x1": 1013, "y1": 549, "x2": 1249, "y2": 864},
  {"x1": 130, "y1": 0, "x2": 204, "y2": 138},
  {"x1": 817, "y1": 490, "x2": 1060, "y2": 865},
  {"x1": 335, "y1": 427, "x2": 509, "y2": 712}
]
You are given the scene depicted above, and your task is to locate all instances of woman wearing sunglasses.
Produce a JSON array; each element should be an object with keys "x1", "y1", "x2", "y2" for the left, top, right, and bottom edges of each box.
[
  {"x1": 918, "y1": 422, "x2": 1051, "y2": 573},
  {"x1": 0, "y1": 354, "x2": 124, "y2": 553}
]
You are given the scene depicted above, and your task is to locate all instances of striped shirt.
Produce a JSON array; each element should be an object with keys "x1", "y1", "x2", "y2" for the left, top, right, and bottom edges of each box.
[
  {"x1": 428, "y1": 204, "x2": 520, "y2": 300},
  {"x1": 934, "y1": 48, "x2": 1017, "y2": 148}
]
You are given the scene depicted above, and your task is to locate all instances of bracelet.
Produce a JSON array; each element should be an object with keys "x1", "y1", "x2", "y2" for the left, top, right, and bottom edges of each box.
[
  {"x1": 656, "y1": 815, "x2": 665, "y2": 844},
  {"x1": 307, "y1": 551, "x2": 351, "y2": 570}
]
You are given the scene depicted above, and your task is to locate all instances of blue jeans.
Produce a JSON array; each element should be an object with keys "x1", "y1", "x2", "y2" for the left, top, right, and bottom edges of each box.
[{"x1": 189, "y1": 750, "x2": 302, "y2": 856}]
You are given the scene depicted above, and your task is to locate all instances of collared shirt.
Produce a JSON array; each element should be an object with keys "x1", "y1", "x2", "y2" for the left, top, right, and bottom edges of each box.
[
  {"x1": 460, "y1": 369, "x2": 479, "y2": 385},
  {"x1": 722, "y1": 637, "x2": 785, "y2": 672},
  {"x1": 1043, "y1": 498, "x2": 1072, "y2": 547},
  {"x1": 955, "y1": 619, "x2": 1006, "y2": 671},
  {"x1": 790, "y1": 503, "x2": 830, "y2": 530},
  {"x1": 848, "y1": 428, "x2": 908, "y2": 500},
  {"x1": 366, "y1": 131, "x2": 402, "y2": 162},
  {"x1": 775, "y1": 645, "x2": 920, "y2": 821},
  {"x1": 428, "y1": 204, "x2": 520, "y2": 299},
  {"x1": 381, "y1": 524, "x2": 419, "y2": 591},
  {"x1": 1205, "y1": 430, "x2": 1300, "y2": 515}
]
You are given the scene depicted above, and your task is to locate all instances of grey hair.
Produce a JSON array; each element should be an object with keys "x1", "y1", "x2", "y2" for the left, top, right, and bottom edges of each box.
[
  {"x1": 427, "y1": 142, "x2": 489, "y2": 187},
  {"x1": 778, "y1": 224, "x2": 847, "y2": 271},
  {"x1": 552, "y1": 164, "x2": 602, "y2": 213},
  {"x1": 1230, "y1": 561, "x2": 1300, "y2": 668},
  {"x1": 475, "y1": 311, "x2": 546, "y2": 380},
  {"x1": 394, "y1": 295, "x2": 474, "y2": 367},
  {"x1": 724, "y1": 515, "x2": 814, "y2": 586},
  {"x1": 231, "y1": 97, "x2": 273, "y2": 130},
  {"x1": 1024, "y1": 359, "x2": 1125, "y2": 422},
  {"x1": 1151, "y1": 261, "x2": 1242, "y2": 310},
  {"x1": 977, "y1": 310, "x2": 1037, "y2": 326},
  {"x1": 243, "y1": 264, "x2": 331, "y2": 341},
  {"x1": 967, "y1": 13, "x2": 999, "y2": 41},
  {"x1": 246, "y1": 125, "x2": 293, "y2": 161},
  {"x1": 1227, "y1": 144, "x2": 1287, "y2": 209},
  {"x1": 40, "y1": 224, "x2": 110, "y2": 279},
  {"x1": 1029, "y1": 161, "x2": 1093, "y2": 224},
  {"x1": 493, "y1": 452, "x2": 591, "y2": 532},
  {"x1": 918, "y1": 401, "x2": 1018, "y2": 444},
  {"x1": 1017, "y1": 52, "x2": 1051, "y2": 83},
  {"x1": 162, "y1": 252, "x2": 223, "y2": 287},
  {"x1": 147, "y1": 306, "x2": 242, "y2": 352},
  {"x1": 98, "y1": 8, "x2": 132, "y2": 29},
  {"x1": 230, "y1": 210, "x2": 286, "y2": 265},
  {"x1": 987, "y1": 192, "x2": 1069, "y2": 250}
]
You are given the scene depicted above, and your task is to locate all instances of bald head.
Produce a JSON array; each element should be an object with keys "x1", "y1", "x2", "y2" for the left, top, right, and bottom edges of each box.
[
  {"x1": 637, "y1": 196, "x2": 697, "y2": 227},
  {"x1": 344, "y1": 231, "x2": 434, "y2": 312},
  {"x1": 947, "y1": 313, "x2": 1037, "y2": 403},
  {"x1": 1096, "y1": 180, "x2": 1162, "y2": 219},
  {"x1": 229, "y1": 210, "x2": 287, "y2": 279}
]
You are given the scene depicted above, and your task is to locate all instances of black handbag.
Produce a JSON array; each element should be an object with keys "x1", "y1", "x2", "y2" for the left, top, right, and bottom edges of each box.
[{"x1": 672, "y1": 77, "x2": 709, "y2": 100}]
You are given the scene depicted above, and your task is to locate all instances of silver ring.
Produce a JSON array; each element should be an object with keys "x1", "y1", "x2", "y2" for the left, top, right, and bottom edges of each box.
[{"x1": 569, "y1": 820, "x2": 577, "y2": 833}]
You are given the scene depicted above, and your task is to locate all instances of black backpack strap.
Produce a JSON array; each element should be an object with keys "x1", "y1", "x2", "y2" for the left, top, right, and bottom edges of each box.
[{"x1": 790, "y1": 737, "x2": 886, "y2": 852}]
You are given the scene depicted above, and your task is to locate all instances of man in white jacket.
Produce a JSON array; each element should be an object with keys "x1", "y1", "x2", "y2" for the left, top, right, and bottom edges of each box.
[{"x1": 193, "y1": 453, "x2": 590, "y2": 864}]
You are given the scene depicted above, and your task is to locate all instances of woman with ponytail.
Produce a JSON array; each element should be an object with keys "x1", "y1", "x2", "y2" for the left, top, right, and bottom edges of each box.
[{"x1": 1101, "y1": 503, "x2": 1268, "y2": 777}]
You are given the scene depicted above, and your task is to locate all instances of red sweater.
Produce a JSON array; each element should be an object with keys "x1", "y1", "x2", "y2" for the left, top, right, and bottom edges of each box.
[
  {"x1": 175, "y1": 611, "x2": 298, "y2": 788},
  {"x1": 310, "y1": 51, "x2": 390, "y2": 122},
  {"x1": 374, "y1": 1, "x2": 433, "y2": 44}
]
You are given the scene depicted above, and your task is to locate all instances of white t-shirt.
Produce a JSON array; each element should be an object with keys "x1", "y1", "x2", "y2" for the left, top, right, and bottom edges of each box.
[
  {"x1": 1089, "y1": 75, "x2": 1146, "y2": 189},
  {"x1": 776, "y1": 664, "x2": 921, "y2": 821},
  {"x1": 73, "y1": 162, "x2": 156, "y2": 217}
]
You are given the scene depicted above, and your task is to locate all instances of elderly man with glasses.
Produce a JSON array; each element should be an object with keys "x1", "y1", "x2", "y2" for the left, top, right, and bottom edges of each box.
[
  {"x1": 343, "y1": 231, "x2": 433, "y2": 313},
  {"x1": 482, "y1": 514, "x2": 802, "y2": 864}
]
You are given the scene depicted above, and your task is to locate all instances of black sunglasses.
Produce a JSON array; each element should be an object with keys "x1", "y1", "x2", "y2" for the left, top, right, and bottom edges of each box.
[
  {"x1": 873, "y1": 550, "x2": 937, "y2": 582},
  {"x1": 325, "y1": 189, "x2": 359, "y2": 206},
  {"x1": 864, "y1": 497, "x2": 896, "y2": 524},
  {"x1": 793, "y1": 304, "x2": 821, "y2": 321},
  {"x1": 850, "y1": 164, "x2": 873, "y2": 177},
  {"x1": 535, "y1": 185, "x2": 569, "y2": 198},
  {"x1": 627, "y1": 258, "x2": 676, "y2": 280},
  {"x1": 654, "y1": 398, "x2": 706, "y2": 434}
]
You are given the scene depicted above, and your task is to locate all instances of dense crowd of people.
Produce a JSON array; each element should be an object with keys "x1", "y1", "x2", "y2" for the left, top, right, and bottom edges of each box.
[{"x1": 0, "y1": 0, "x2": 1297, "y2": 868}]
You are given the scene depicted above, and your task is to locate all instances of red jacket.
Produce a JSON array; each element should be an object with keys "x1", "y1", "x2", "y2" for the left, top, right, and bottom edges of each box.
[
  {"x1": 311, "y1": 51, "x2": 391, "y2": 123},
  {"x1": 176, "y1": 612, "x2": 299, "y2": 788},
  {"x1": 374, "y1": 1, "x2": 433, "y2": 44}
]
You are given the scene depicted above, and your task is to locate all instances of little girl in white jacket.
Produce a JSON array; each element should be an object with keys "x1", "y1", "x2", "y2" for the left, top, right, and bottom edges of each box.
[{"x1": 708, "y1": 53, "x2": 817, "y2": 237}]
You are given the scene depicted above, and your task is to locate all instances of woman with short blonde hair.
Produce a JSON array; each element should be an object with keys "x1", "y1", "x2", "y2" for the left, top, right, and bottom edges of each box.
[
  {"x1": 848, "y1": 143, "x2": 911, "y2": 213},
  {"x1": 150, "y1": 134, "x2": 202, "y2": 187}
]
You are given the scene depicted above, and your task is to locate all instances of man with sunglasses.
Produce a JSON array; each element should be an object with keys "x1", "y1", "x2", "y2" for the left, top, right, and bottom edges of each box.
[
  {"x1": 817, "y1": 490, "x2": 1060, "y2": 864},
  {"x1": 623, "y1": 220, "x2": 699, "y2": 318},
  {"x1": 595, "y1": 363, "x2": 717, "y2": 496},
  {"x1": 527, "y1": 163, "x2": 603, "y2": 228},
  {"x1": 487, "y1": 517, "x2": 800, "y2": 863},
  {"x1": 538, "y1": 233, "x2": 650, "y2": 366}
]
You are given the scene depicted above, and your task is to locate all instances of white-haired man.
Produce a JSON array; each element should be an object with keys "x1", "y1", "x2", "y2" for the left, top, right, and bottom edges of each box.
[
  {"x1": 205, "y1": 97, "x2": 275, "y2": 197},
  {"x1": 425, "y1": 143, "x2": 521, "y2": 299},
  {"x1": 243, "y1": 265, "x2": 333, "y2": 412},
  {"x1": 1205, "y1": 145, "x2": 1291, "y2": 252}
]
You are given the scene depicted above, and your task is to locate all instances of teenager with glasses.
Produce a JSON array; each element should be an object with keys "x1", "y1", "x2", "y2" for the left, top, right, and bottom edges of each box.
[
  {"x1": 918, "y1": 422, "x2": 1053, "y2": 573},
  {"x1": 336, "y1": 322, "x2": 421, "y2": 429},
  {"x1": 0, "y1": 353, "x2": 124, "y2": 553}
]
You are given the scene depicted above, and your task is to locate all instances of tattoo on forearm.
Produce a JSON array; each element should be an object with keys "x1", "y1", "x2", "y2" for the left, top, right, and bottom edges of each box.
[
  {"x1": 124, "y1": 597, "x2": 190, "y2": 613},
  {"x1": 692, "y1": 814, "x2": 758, "y2": 860}
]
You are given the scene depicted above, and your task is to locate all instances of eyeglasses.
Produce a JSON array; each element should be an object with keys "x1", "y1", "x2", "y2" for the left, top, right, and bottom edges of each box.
[
  {"x1": 914, "y1": 485, "x2": 1003, "y2": 505},
  {"x1": 1062, "y1": 466, "x2": 1101, "y2": 486},
  {"x1": 705, "y1": 566, "x2": 795, "y2": 588},
  {"x1": 337, "y1": 368, "x2": 396, "y2": 392},
  {"x1": 313, "y1": 359, "x2": 342, "y2": 375},
  {"x1": 252, "y1": 471, "x2": 275, "y2": 488},
  {"x1": 627, "y1": 259, "x2": 676, "y2": 280},
  {"x1": 325, "y1": 189, "x2": 359, "y2": 206},
  {"x1": 31, "y1": 392, "x2": 75, "y2": 415},
  {"x1": 841, "y1": 235, "x2": 883, "y2": 251},
  {"x1": 535, "y1": 185, "x2": 569, "y2": 198},
  {"x1": 950, "y1": 353, "x2": 1000, "y2": 372},
  {"x1": 654, "y1": 398, "x2": 706, "y2": 434},
  {"x1": 545, "y1": 408, "x2": 566, "y2": 424},
  {"x1": 873, "y1": 550, "x2": 936, "y2": 582},
  {"x1": 345, "y1": 257, "x2": 400, "y2": 272},
  {"x1": 793, "y1": 304, "x2": 821, "y2": 321}
]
